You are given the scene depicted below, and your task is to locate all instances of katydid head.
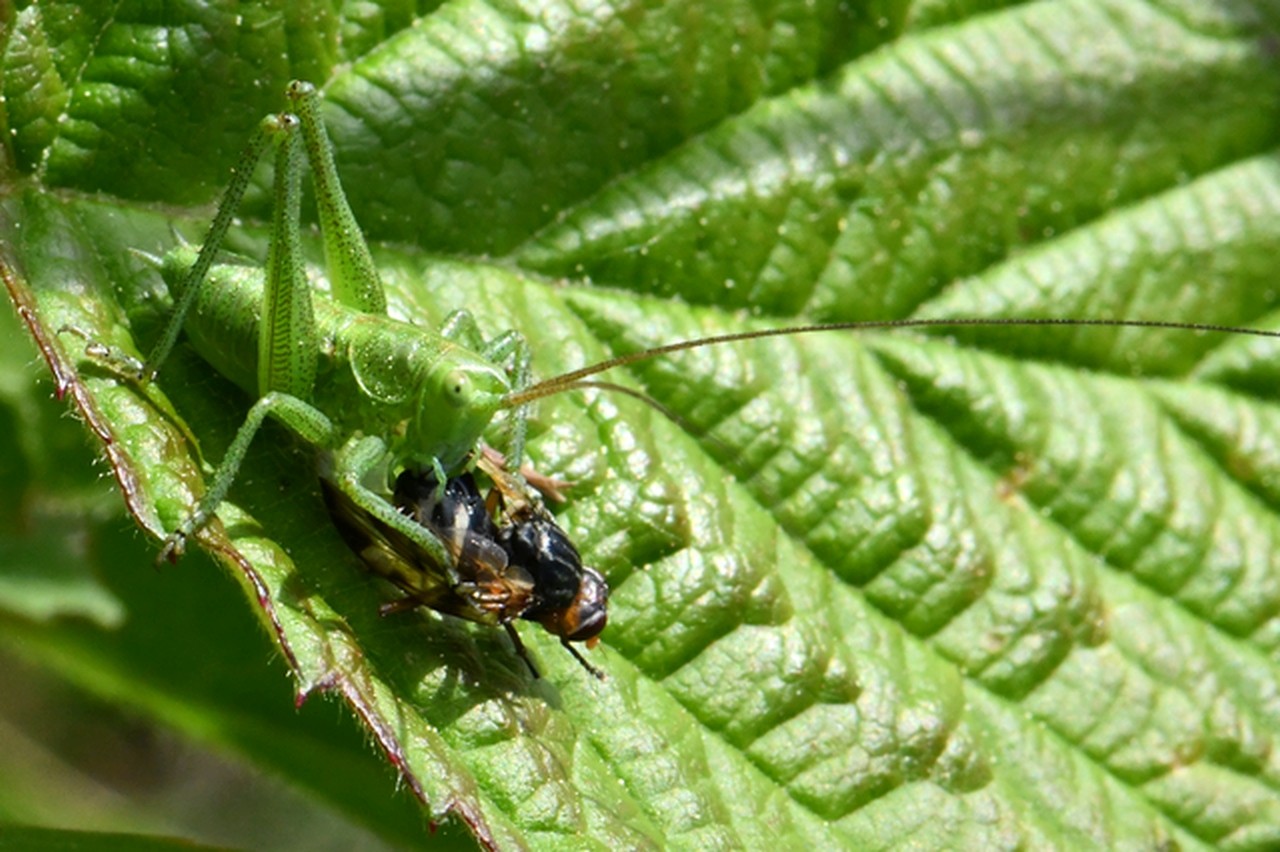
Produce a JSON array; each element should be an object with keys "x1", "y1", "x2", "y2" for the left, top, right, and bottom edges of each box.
[{"x1": 407, "y1": 348, "x2": 512, "y2": 472}]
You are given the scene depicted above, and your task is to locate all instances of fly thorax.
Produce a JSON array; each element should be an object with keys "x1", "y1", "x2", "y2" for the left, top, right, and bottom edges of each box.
[{"x1": 503, "y1": 517, "x2": 582, "y2": 617}]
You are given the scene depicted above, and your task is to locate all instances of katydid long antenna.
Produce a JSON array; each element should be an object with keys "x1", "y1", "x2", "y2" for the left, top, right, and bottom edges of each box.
[{"x1": 500, "y1": 316, "x2": 1280, "y2": 411}]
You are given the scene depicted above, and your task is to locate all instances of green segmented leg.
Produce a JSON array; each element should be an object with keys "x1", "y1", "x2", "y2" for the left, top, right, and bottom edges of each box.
[
  {"x1": 161, "y1": 113, "x2": 330, "y2": 561},
  {"x1": 328, "y1": 435, "x2": 456, "y2": 578},
  {"x1": 141, "y1": 121, "x2": 274, "y2": 382},
  {"x1": 156, "y1": 84, "x2": 421, "y2": 560},
  {"x1": 160, "y1": 391, "x2": 339, "y2": 561},
  {"x1": 438, "y1": 309, "x2": 487, "y2": 350},
  {"x1": 259, "y1": 113, "x2": 316, "y2": 400},
  {"x1": 487, "y1": 331, "x2": 532, "y2": 468},
  {"x1": 287, "y1": 80, "x2": 386, "y2": 316}
]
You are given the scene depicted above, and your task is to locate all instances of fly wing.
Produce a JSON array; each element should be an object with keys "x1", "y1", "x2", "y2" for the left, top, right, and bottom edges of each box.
[
  {"x1": 320, "y1": 475, "x2": 513, "y2": 624},
  {"x1": 392, "y1": 470, "x2": 536, "y2": 620}
]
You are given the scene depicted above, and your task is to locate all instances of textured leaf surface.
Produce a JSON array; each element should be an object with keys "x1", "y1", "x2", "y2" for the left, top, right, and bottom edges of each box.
[{"x1": 4, "y1": 1, "x2": 1280, "y2": 848}]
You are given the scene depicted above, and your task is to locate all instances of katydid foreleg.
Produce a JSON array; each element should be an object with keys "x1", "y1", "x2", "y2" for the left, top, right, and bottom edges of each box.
[{"x1": 326, "y1": 433, "x2": 464, "y2": 585}]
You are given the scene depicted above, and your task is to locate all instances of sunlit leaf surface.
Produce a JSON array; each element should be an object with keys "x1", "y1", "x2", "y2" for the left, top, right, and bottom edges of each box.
[{"x1": 4, "y1": 1, "x2": 1280, "y2": 848}]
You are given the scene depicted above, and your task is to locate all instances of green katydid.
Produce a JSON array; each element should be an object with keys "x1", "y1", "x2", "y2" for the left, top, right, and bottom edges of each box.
[
  {"x1": 63, "y1": 80, "x2": 1280, "y2": 676},
  {"x1": 72, "y1": 81, "x2": 530, "y2": 579}
]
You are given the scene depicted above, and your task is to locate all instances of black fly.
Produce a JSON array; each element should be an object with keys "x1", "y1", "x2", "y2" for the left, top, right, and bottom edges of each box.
[{"x1": 322, "y1": 455, "x2": 607, "y2": 680}]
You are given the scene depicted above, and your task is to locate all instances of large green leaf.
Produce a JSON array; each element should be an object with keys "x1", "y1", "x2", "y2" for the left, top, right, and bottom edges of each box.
[{"x1": 4, "y1": 0, "x2": 1280, "y2": 848}]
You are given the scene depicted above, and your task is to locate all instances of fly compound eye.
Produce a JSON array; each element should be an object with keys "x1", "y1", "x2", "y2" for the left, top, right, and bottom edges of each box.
[{"x1": 564, "y1": 567, "x2": 609, "y2": 642}]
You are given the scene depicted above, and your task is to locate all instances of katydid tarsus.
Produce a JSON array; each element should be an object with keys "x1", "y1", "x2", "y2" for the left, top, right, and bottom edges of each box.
[{"x1": 65, "y1": 80, "x2": 1280, "y2": 678}]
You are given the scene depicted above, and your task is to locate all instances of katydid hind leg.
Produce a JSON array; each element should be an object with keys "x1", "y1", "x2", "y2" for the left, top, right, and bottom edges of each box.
[
  {"x1": 161, "y1": 392, "x2": 338, "y2": 562},
  {"x1": 142, "y1": 119, "x2": 276, "y2": 382},
  {"x1": 287, "y1": 80, "x2": 387, "y2": 316},
  {"x1": 60, "y1": 118, "x2": 278, "y2": 382},
  {"x1": 258, "y1": 113, "x2": 318, "y2": 402},
  {"x1": 163, "y1": 115, "x2": 329, "y2": 562}
]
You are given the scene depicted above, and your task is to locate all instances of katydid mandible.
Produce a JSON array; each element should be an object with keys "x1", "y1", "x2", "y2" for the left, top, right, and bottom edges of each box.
[{"x1": 68, "y1": 81, "x2": 1280, "y2": 669}]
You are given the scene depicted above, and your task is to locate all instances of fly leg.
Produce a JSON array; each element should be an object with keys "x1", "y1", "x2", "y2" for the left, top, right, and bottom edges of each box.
[
  {"x1": 480, "y1": 445, "x2": 572, "y2": 504},
  {"x1": 503, "y1": 623, "x2": 541, "y2": 679}
]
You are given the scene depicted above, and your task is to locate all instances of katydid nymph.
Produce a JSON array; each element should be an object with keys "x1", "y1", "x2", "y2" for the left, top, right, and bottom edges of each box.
[{"x1": 63, "y1": 80, "x2": 1280, "y2": 681}]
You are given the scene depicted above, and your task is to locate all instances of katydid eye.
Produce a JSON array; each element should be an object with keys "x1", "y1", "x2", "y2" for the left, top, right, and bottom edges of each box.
[{"x1": 443, "y1": 369, "x2": 470, "y2": 407}]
